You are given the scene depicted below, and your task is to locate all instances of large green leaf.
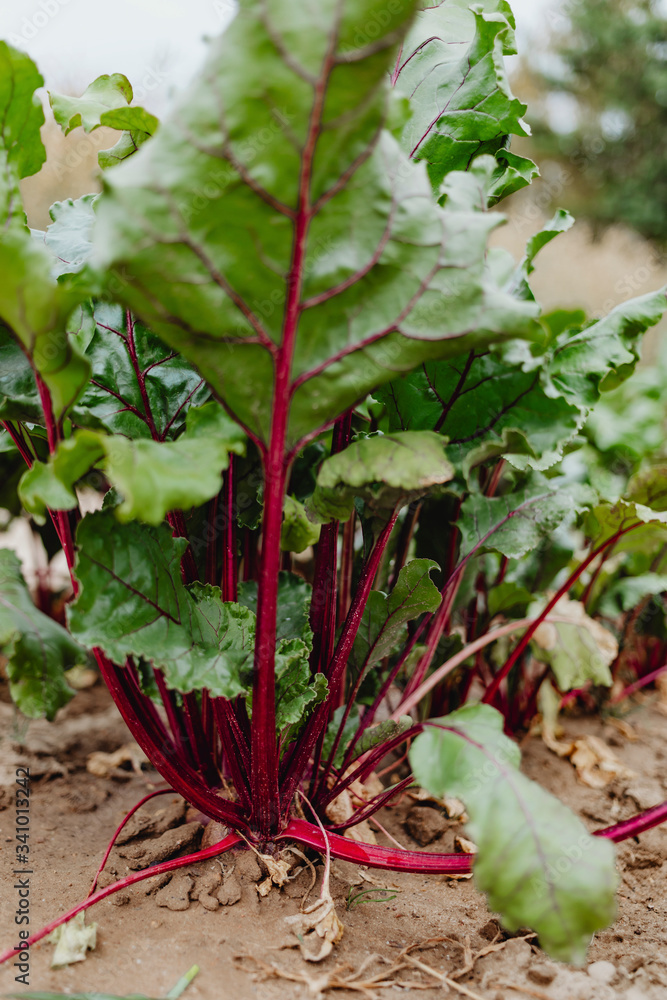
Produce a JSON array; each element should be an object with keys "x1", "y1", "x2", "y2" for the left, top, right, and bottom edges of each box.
[
  {"x1": 394, "y1": 2, "x2": 531, "y2": 191},
  {"x1": 20, "y1": 402, "x2": 246, "y2": 526},
  {"x1": 91, "y1": 0, "x2": 541, "y2": 448},
  {"x1": 349, "y1": 558, "x2": 441, "y2": 673},
  {"x1": 409, "y1": 704, "x2": 617, "y2": 963},
  {"x1": 0, "y1": 549, "x2": 86, "y2": 719},
  {"x1": 311, "y1": 431, "x2": 455, "y2": 523},
  {"x1": 68, "y1": 512, "x2": 254, "y2": 698},
  {"x1": 0, "y1": 47, "x2": 90, "y2": 418}
]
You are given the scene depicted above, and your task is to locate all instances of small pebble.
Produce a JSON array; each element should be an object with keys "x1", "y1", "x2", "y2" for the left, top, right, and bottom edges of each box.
[
  {"x1": 588, "y1": 960, "x2": 616, "y2": 984},
  {"x1": 528, "y1": 963, "x2": 557, "y2": 985}
]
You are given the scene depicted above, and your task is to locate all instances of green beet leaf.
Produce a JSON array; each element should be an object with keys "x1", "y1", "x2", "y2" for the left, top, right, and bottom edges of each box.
[
  {"x1": 32, "y1": 195, "x2": 98, "y2": 279},
  {"x1": 548, "y1": 290, "x2": 667, "y2": 407},
  {"x1": 72, "y1": 304, "x2": 211, "y2": 441},
  {"x1": 49, "y1": 73, "x2": 158, "y2": 170},
  {"x1": 375, "y1": 348, "x2": 583, "y2": 473},
  {"x1": 458, "y1": 478, "x2": 592, "y2": 561},
  {"x1": 311, "y1": 432, "x2": 455, "y2": 524},
  {"x1": 0, "y1": 41, "x2": 46, "y2": 222},
  {"x1": 91, "y1": 0, "x2": 541, "y2": 449},
  {"x1": 0, "y1": 549, "x2": 87, "y2": 719},
  {"x1": 281, "y1": 495, "x2": 321, "y2": 553},
  {"x1": 409, "y1": 704, "x2": 617, "y2": 964},
  {"x1": 238, "y1": 572, "x2": 312, "y2": 646},
  {"x1": 0, "y1": 47, "x2": 91, "y2": 418},
  {"x1": 350, "y1": 558, "x2": 441, "y2": 674},
  {"x1": 598, "y1": 573, "x2": 667, "y2": 616},
  {"x1": 395, "y1": 1, "x2": 530, "y2": 192},
  {"x1": 20, "y1": 402, "x2": 246, "y2": 526},
  {"x1": 0, "y1": 325, "x2": 42, "y2": 423},
  {"x1": 274, "y1": 639, "x2": 327, "y2": 733},
  {"x1": 69, "y1": 512, "x2": 254, "y2": 699}
]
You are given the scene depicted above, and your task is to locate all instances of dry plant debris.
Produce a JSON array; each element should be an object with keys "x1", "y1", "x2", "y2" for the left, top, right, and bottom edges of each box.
[
  {"x1": 238, "y1": 932, "x2": 539, "y2": 999},
  {"x1": 86, "y1": 741, "x2": 148, "y2": 779}
]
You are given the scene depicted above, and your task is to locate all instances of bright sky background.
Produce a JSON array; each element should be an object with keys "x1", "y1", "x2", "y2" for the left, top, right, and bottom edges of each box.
[{"x1": 0, "y1": 0, "x2": 554, "y2": 111}]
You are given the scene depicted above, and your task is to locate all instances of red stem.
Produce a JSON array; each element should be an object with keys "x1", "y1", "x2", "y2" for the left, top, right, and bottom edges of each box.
[
  {"x1": 221, "y1": 457, "x2": 238, "y2": 601},
  {"x1": 250, "y1": 21, "x2": 340, "y2": 839},
  {"x1": 310, "y1": 510, "x2": 401, "y2": 799},
  {"x1": 0, "y1": 832, "x2": 242, "y2": 966},
  {"x1": 483, "y1": 525, "x2": 643, "y2": 706},
  {"x1": 277, "y1": 819, "x2": 471, "y2": 873},
  {"x1": 94, "y1": 651, "x2": 246, "y2": 829},
  {"x1": 88, "y1": 787, "x2": 172, "y2": 896},
  {"x1": 611, "y1": 662, "x2": 667, "y2": 703}
]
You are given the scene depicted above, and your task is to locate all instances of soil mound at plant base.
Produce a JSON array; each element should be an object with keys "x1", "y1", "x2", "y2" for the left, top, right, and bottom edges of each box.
[{"x1": 1, "y1": 683, "x2": 665, "y2": 998}]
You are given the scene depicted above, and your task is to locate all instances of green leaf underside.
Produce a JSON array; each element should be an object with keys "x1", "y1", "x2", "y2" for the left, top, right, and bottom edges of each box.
[
  {"x1": 458, "y1": 480, "x2": 591, "y2": 560},
  {"x1": 20, "y1": 401, "x2": 245, "y2": 526},
  {"x1": 92, "y1": 0, "x2": 541, "y2": 448},
  {"x1": 311, "y1": 431, "x2": 455, "y2": 523},
  {"x1": 281, "y1": 495, "x2": 321, "y2": 552},
  {"x1": 69, "y1": 512, "x2": 254, "y2": 698},
  {"x1": 31, "y1": 195, "x2": 98, "y2": 278},
  {"x1": 350, "y1": 557, "x2": 441, "y2": 673},
  {"x1": 409, "y1": 704, "x2": 617, "y2": 964},
  {"x1": 0, "y1": 549, "x2": 83, "y2": 719},
  {"x1": 395, "y1": 1, "x2": 530, "y2": 191}
]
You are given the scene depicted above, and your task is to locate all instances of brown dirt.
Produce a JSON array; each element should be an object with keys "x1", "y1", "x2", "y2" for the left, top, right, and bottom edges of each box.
[{"x1": 1, "y1": 683, "x2": 666, "y2": 1000}]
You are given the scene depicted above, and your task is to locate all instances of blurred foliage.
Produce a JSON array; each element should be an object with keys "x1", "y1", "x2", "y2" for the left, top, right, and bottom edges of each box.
[{"x1": 528, "y1": 0, "x2": 667, "y2": 247}]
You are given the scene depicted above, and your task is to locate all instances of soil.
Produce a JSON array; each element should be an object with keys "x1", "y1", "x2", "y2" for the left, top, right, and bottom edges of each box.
[{"x1": 1, "y1": 682, "x2": 666, "y2": 1000}]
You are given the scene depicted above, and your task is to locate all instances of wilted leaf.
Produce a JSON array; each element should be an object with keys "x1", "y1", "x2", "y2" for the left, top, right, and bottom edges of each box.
[
  {"x1": 550, "y1": 735, "x2": 637, "y2": 789},
  {"x1": 46, "y1": 913, "x2": 97, "y2": 968},
  {"x1": 530, "y1": 595, "x2": 617, "y2": 691}
]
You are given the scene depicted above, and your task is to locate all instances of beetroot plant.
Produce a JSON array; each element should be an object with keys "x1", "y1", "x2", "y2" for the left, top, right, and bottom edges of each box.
[{"x1": 2, "y1": 0, "x2": 667, "y2": 968}]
